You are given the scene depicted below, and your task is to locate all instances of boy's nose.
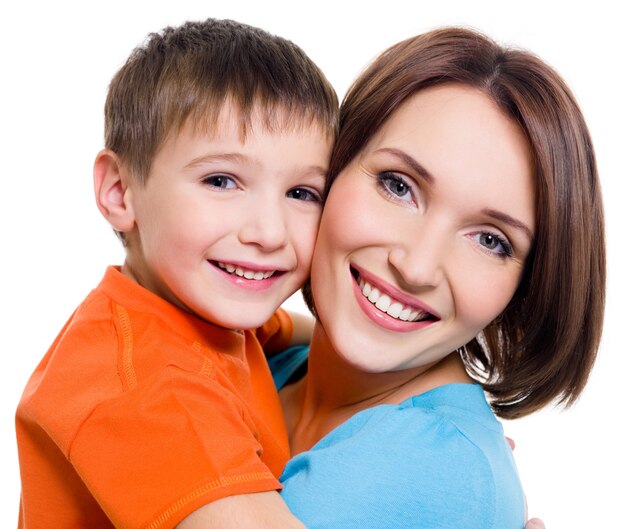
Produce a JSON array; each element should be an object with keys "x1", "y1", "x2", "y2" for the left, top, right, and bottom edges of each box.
[{"x1": 238, "y1": 204, "x2": 288, "y2": 251}]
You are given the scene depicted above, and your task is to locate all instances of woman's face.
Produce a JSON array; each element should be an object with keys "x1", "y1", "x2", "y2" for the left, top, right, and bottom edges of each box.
[{"x1": 311, "y1": 84, "x2": 536, "y2": 373}]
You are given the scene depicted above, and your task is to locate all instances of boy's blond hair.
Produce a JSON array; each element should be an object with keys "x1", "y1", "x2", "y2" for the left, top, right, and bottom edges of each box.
[{"x1": 104, "y1": 18, "x2": 338, "y2": 184}]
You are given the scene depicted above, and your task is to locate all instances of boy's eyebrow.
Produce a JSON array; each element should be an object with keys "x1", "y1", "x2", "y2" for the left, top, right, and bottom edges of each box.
[
  {"x1": 186, "y1": 153, "x2": 328, "y2": 177},
  {"x1": 186, "y1": 152, "x2": 246, "y2": 168}
]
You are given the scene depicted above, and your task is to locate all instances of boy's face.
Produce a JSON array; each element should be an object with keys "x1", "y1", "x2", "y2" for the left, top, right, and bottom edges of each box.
[{"x1": 123, "y1": 105, "x2": 332, "y2": 329}]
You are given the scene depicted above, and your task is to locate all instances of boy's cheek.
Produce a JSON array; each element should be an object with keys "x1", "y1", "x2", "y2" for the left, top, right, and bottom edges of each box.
[{"x1": 297, "y1": 213, "x2": 324, "y2": 275}]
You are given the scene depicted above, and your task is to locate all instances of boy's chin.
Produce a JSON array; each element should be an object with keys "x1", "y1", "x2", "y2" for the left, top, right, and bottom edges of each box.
[{"x1": 198, "y1": 305, "x2": 282, "y2": 331}]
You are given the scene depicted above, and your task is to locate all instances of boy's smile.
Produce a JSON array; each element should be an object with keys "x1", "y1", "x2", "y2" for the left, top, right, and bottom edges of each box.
[
  {"x1": 211, "y1": 259, "x2": 285, "y2": 290},
  {"x1": 215, "y1": 261, "x2": 280, "y2": 282},
  {"x1": 122, "y1": 104, "x2": 332, "y2": 330}
]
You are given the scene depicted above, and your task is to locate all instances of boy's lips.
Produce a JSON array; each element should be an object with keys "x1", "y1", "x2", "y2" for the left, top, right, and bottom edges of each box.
[
  {"x1": 215, "y1": 261, "x2": 277, "y2": 280},
  {"x1": 350, "y1": 264, "x2": 440, "y2": 330},
  {"x1": 208, "y1": 260, "x2": 286, "y2": 288}
]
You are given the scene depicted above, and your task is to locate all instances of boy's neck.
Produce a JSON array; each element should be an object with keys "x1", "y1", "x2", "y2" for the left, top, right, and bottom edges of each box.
[
  {"x1": 121, "y1": 260, "x2": 140, "y2": 285},
  {"x1": 119, "y1": 259, "x2": 242, "y2": 334},
  {"x1": 120, "y1": 259, "x2": 177, "y2": 311}
]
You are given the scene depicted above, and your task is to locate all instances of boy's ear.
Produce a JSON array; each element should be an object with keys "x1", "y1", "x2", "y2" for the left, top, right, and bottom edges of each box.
[{"x1": 93, "y1": 149, "x2": 136, "y2": 233}]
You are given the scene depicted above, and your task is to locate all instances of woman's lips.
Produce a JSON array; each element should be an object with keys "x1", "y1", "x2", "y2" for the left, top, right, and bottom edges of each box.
[
  {"x1": 350, "y1": 265, "x2": 440, "y2": 332},
  {"x1": 357, "y1": 276, "x2": 429, "y2": 322}
]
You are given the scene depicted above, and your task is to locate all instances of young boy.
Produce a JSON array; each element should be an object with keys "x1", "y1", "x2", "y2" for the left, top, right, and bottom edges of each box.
[{"x1": 16, "y1": 18, "x2": 336, "y2": 529}]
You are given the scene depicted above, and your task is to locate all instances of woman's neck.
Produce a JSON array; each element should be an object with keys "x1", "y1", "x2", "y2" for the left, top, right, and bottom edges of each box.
[{"x1": 281, "y1": 323, "x2": 472, "y2": 455}]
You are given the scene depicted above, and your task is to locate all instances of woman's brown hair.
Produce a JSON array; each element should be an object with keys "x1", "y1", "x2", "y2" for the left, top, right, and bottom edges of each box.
[{"x1": 305, "y1": 27, "x2": 605, "y2": 419}]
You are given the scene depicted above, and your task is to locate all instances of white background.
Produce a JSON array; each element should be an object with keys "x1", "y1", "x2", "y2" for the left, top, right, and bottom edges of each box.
[{"x1": 1, "y1": 1, "x2": 623, "y2": 527}]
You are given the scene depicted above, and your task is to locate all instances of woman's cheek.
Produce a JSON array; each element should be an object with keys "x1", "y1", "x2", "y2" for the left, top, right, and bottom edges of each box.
[
  {"x1": 453, "y1": 263, "x2": 521, "y2": 331},
  {"x1": 321, "y1": 179, "x2": 386, "y2": 251}
]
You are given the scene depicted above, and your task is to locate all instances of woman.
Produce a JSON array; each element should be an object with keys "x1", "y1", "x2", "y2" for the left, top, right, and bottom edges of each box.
[{"x1": 272, "y1": 27, "x2": 605, "y2": 528}]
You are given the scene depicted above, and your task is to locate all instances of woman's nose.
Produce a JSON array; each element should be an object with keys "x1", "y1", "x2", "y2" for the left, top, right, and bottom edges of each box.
[{"x1": 388, "y1": 225, "x2": 448, "y2": 288}]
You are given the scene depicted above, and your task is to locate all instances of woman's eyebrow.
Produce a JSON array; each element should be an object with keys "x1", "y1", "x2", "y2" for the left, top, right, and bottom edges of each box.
[
  {"x1": 375, "y1": 147, "x2": 434, "y2": 184},
  {"x1": 375, "y1": 147, "x2": 534, "y2": 241},
  {"x1": 483, "y1": 208, "x2": 534, "y2": 242}
]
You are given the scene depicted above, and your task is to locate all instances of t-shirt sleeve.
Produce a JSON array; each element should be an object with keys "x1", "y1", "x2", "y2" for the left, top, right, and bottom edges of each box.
[
  {"x1": 69, "y1": 365, "x2": 280, "y2": 529},
  {"x1": 254, "y1": 308, "x2": 293, "y2": 355}
]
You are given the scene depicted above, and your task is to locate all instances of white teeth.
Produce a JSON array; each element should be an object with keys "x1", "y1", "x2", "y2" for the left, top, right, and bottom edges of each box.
[
  {"x1": 357, "y1": 276, "x2": 430, "y2": 322},
  {"x1": 216, "y1": 262, "x2": 275, "y2": 280},
  {"x1": 367, "y1": 288, "x2": 381, "y2": 303},
  {"x1": 375, "y1": 294, "x2": 391, "y2": 312},
  {"x1": 387, "y1": 303, "x2": 403, "y2": 318},
  {"x1": 399, "y1": 308, "x2": 412, "y2": 321}
]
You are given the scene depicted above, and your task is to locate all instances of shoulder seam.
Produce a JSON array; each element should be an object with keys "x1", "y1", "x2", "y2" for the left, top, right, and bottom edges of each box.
[{"x1": 114, "y1": 303, "x2": 138, "y2": 390}]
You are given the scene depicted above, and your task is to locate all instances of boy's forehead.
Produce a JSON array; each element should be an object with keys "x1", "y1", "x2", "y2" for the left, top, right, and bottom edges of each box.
[
  {"x1": 185, "y1": 99, "x2": 331, "y2": 142},
  {"x1": 153, "y1": 99, "x2": 333, "y2": 174}
]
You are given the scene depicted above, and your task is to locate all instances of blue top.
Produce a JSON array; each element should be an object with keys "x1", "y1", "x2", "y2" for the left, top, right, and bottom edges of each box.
[{"x1": 270, "y1": 346, "x2": 526, "y2": 529}]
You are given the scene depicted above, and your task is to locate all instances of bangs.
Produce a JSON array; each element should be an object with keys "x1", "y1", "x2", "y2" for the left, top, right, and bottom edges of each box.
[{"x1": 181, "y1": 94, "x2": 335, "y2": 142}]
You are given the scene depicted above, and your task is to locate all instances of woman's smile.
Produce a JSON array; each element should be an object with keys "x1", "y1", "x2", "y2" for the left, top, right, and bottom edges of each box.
[{"x1": 351, "y1": 264, "x2": 439, "y2": 331}]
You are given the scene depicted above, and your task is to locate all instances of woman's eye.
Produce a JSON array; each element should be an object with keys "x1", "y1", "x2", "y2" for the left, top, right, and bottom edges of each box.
[
  {"x1": 475, "y1": 232, "x2": 513, "y2": 258},
  {"x1": 287, "y1": 187, "x2": 322, "y2": 203},
  {"x1": 378, "y1": 172, "x2": 414, "y2": 202},
  {"x1": 202, "y1": 174, "x2": 237, "y2": 190}
]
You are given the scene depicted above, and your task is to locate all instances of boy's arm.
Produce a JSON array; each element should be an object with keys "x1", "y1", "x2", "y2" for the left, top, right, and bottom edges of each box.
[
  {"x1": 286, "y1": 310, "x2": 315, "y2": 347},
  {"x1": 177, "y1": 491, "x2": 306, "y2": 529}
]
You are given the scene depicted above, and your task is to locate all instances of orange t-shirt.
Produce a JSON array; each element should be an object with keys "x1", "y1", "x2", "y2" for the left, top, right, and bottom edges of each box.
[{"x1": 16, "y1": 266, "x2": 292, "y2": 529}]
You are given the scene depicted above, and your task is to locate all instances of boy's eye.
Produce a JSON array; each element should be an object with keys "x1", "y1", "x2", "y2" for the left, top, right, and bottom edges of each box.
[
  {"x1": 287, "y1": 187, "x2": 322, "y2": 203},
  {"x1": 202, "y1": 174, "x2": 238, "y2": 190}
]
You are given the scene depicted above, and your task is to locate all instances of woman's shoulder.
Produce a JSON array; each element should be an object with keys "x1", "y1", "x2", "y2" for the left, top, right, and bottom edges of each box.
[
  {"x1": 321, "y1": 383, "x2": 501, "y2": 447},
  {"x1": 280, "y1": 383, "x2": 525, "y2": 528},
  {"x1": 403, "y1": 382, "x2": 504, "y2": 438}
]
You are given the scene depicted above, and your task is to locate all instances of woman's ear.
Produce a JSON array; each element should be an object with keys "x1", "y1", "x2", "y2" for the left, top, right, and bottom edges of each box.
[{"x1": 93, "y1": 149, "x2": 136, "y2": 233}]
